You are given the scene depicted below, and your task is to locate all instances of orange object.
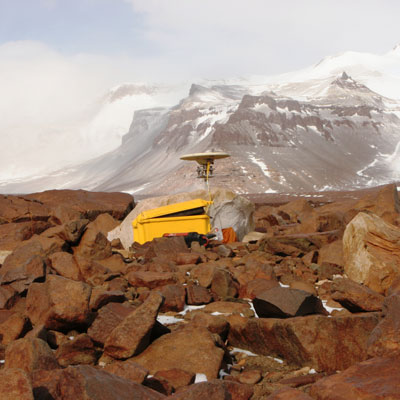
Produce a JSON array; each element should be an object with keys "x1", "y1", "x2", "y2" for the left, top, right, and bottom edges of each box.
[{"x1": 222, "y1": 227, "x2": 237, "y2": 243}]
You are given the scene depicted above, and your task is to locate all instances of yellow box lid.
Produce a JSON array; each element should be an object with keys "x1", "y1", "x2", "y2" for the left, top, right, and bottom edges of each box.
[{"x1": 136, "y1": 198, "x2": 212, "y2": 222}]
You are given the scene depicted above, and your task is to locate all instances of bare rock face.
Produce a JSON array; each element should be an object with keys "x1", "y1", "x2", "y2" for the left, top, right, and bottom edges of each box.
[
  {"x1": 0, "y1": 311, "x2": 29, "y2": 344},
  {"x1": 26, "y1": 275, "x2": 92, "y2": 331},
  {"x1": 56, "y1": 365, "x2": 165, "y2": 400},
  {"x1": 49, "y1": 251, "x2": 81, "y2": 281},
  {"x1": 309, "y1": 357, "x2": 400, "y2": 400},
  {"x1": 55, "y1": 333, "x2": 97, "y2": 367},
  {"x1": 131, "y1": 326, "x2": 225, "y2": 380},
  {"x1": 126, "y1": 271, "x2": 177, "y2": 289},
  {"x1": 228, "y1": 313, "x2": 381, "y2": 372},
  {"x1": 367, "y1": 292, "x2": 400, "y2": 357},
  {"x1": 265, "y1": 387, "x2": 314, "y2": 399},
  {"x1": 343, "y1": 212, "x2": 400, "y2": 294},
  {"x1": 253, "y1": 287, "x2": 326, "y2": 318},
  {"x1": 186, "y1": 284, "x2": 213, "y2": 305},
  {"x1": 331, "y1": 277, "x2": 384, "y2": 312},
  {"x1": 0, "y1": 368, "x2": 34, "y2": 400},
  {"x1": 5, "y1": 338, "x2": 60, "y2": 372},
  {"x1": 104, "y1": 291, "x2": 163, "y2": 359}
]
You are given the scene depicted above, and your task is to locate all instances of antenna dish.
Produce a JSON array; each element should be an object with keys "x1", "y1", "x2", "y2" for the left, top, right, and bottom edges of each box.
[{"x1": 180, "y1": 152, "x2": 230, "y2": 165}]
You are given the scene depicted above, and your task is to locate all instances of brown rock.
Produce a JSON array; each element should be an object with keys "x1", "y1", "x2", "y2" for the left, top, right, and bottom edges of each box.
[
  {"x1": 26, "y1": 275, "x2": 92, "y2": 331},
  {"x1": 103, "y1": 359, "x2": 148, "y2": 384},
  {"x1": 202, "y1": 301, "x2": 254, "y2": 318},
  {"x1": 5, "y1": 338, "x2": 60, "y2": 372},
  {"x1": 57, "y1": 364, "x2": 165, "y2": 400},
  {"x1": 87, "y1": 302, "x2": 134, "y2": 346},
  {"x1": 228, "y1": 313, "x2": 381, "y2": 373},
  {"x1": 104, "y1": 291, "x2": 163, "y2": 359},
  {"x1": 24, "y1": 189, "x2": 134, "y2": 221},
  {"x1": 97, "y1": 254, "x2": 129, "y2": 274},
  {"x1": 189, "y1": 312, "x2": 230, "y2": 339},
  {"x1": 0, "y1": 240, "x2": 46, "y2": 293},
  {"x1": 367, "y1": 292, "x2": 400, "y2": 357},
  {"x1": 131, "y1": 326, "x2": 224, "y2": 380},
  {"x1": 56, "y1": 333, "x2": 97, "y2": 367},
  {"x1": 31, "y1": 369, "x2": 63, "y2": 400},
  {"x1": 0, "y1": 284, "x2": 18, "y2": 309},
  {"x1": 343, "y1": 212, "x2": 400, "y2": 294},
  {"x1": 331, "y1": 277, "x2": 384, "y2": 312},
  {"x1": 239, "y1": 278, "x2": 279, "y2": 299},
  {"x1": 0, "y1": 368, "x2": 34, "y2": 400},
  {"x1": 143, "y1": 376, "x2": 174, "y2": 396},
  {"x1": 169, "y1": 380, "x2": 253, "y2": 400},
  {"x1": 89, "y1": 287, "x2": 125, "y2": 311},
  {"x1": 289, "y1": 281, "x2": 316, "y2": 296},
  {"x1": 126, "y1": 271, "x2": 177, "y2": 289},
  {"x1": 238, "y1": 369, "x2": 262, "y2": 384},
  {"x1": 309, "y1": 357, "x2": 400, "y2": 400},
  {"x1": 0, "y1": 312, "x2": 29, "y2": 344},
  {"x1": 75, "y1": 256, "x2": 114, "y2": 286},
  {"x1": 74, "y1": 230, "x2": 112, "y2": 261},
  {"x1": 176, "y1": 253, "x2": 201, "y2": 265},
  {"x1": 154, "y1": 368, "x2": 195, "y2": 390},
  {"x1": 190, "y1": 262, "x2": 217, "y2": 287},
  {"x1": 157, "y1": 284, "x2": 186, "y2": 312},
  {"x1": 186, "y1": 284, "x2": 213, "y2": 305},
  {"x1": 265, "y1": 387, "x2": 314, "y2": 399},
  {"x1": 253, "y1": 287, "x2": 326, "y2": 318},
  {"x1": 49, "y1": 251, "x2": 81, "y2": 280},
  {"x1": 317, "y1": 239, "x2": 344, "y2": 267},
  {"x1": 57, "y1": 219, "x2": 89, "y2": 244},
  {"x1": 210, "y1": 268, "x2": 238, "y2": 300}
]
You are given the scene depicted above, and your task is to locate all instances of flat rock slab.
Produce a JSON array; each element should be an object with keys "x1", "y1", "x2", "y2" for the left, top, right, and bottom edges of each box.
[
  {"x1": 131, "y1": 326, "x2": 224, "y2": 380},
  {"x1": 253, "y1": 286, "x2": 326, "y2": 318},
  {"x1": 104, "y1": 291, "x2": 163, "y2": 359},
  {"x1": 0, "y1": 368, "x2": 34, "y2": 400},
  {"x1": 309, "y1": 357, "x2": 400, "y2": 399},
  {"x1": 228, "y1": 312, "x2": 381, "y2": 373}
]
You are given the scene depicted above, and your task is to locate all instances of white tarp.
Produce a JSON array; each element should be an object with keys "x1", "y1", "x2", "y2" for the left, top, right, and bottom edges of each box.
[{"x1": 108, "y1": 187, "x2": 254, "y2": 250}]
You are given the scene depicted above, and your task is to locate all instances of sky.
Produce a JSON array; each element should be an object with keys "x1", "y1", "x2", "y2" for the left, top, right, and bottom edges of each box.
[{"x1": 0, "y1": 0, "x2": 399, "y2": 180}]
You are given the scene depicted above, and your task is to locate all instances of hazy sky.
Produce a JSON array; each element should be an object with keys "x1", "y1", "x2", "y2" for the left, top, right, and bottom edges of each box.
[{"x1": 0, "y1": 0, "x2": 400, "y2": 179}]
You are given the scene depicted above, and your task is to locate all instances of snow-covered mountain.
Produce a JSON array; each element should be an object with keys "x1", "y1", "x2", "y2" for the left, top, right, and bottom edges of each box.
[{"x1": 2, "y1": 45, "x2": 400, "y2": 195}]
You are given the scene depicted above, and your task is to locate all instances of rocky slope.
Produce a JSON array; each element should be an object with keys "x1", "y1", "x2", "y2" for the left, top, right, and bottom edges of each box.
[{"x1": 1, "y1": 185, "x2": 400, "y2": 398}]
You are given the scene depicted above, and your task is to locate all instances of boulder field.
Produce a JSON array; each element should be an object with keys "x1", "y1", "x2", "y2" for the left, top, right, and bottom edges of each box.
[{"x1": 0, "y1": 185, "x2": 400, "y2": 399}]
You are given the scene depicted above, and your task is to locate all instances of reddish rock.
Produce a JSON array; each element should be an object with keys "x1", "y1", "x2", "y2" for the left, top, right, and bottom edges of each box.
[
  {"x1": 57, "y1": 364, "x2": 165, "y2": 400},
  {"x1": 55, "y1": 334, "x2": 97, "y2": 367},
  {"x1": 202, "y1": 301, "x2": 254, "y2": 318},
  {"x1": 97, "y1": 254, "x2": 129, "y2": 274},
  {"x1": 190, "y1": 262, "x2": 217, "y2": 287},
  {"x1": 131, "y1": 326, "x2": 224, "y2": 380},
  {"x1": 228, "y1": 313, "x2": 381, "y2": 372},
  {"x1": 24, "y1": 189, "x2": 134, "y2": 221},
  {"x1": 154, "y1": 368, "x2": 195, "y2": 390},
  {"x1": 0, "y1": 368, "x2": 34, "y2": 400},
  {"x1": 189, "y1": 312, "x2": 230, "y2": 339},
  {"x1": 75, "y1": 256, "x2": 114, "y2": 286},
  {"x1": 367, "y1": 292, "x2": 400, "y2": 357},
  {"x1": 31, "y1": 369, "x2": 64, "y2": 400},
  {"x1": 56, "y1": 219, "x2": 89, "y2": 244},
  {"x1": 186, "y1": 285, "x2": 213, "y2": 305},
  {"x1": 176, "y1": 252, "x2": 201, "y2": 265},
  {"x1": 210, "y1": 268, "x2": 238, "y2": 300},
  {"x1": 126, "y1": 271, "x2": 177, "y2": 289},
  {"x1": 331, "y1": 278, "x2": 384, "y2": 312},
  {"x1": 74, "y1": 230, "x2": 112, "y2": 261},
  {"x1": 238, "y1": 369, "x2": 262, "y2": 384},
  {"x1": 253, "y1": 287, "x2": 326, "y2": 318},
  {"x1": 0, "y1": 284, "x2": 18, "y2": 309},
  {"x1": 317, "y1": 239, "x2": 344, "y2": 267},
  {"x1": 265, "y1": 387, "x2": 314, "y2": 399},
  {"x1": 170, "y1": 380, "x2": 253, "y2": 400},
  {"x1": 141, "y1": 237, "x2": 189, "y2": 260},
  {"x1": 309, "y1": 357, "x2": 400, "y2": 400},
  {"x1": 104, "y1": 291, "x2": 163, "y2": 359},
  {"x1": 26, "y1": 275, "x2": 92, "y2": 331},
  {"x1": 103, "y1": 359, "x2": 148, "y2": 384},
  {"x1": 0, "y1": 220, "x2": 52, "y2": 251},
  {"x1": 89, "y1": 287, "x2": 125, "y2": 311},
  {"x1": 144, "y1": 376, "x2": 174, "y2": 396},
  {"x1": 289, "y1": 281, "x2": 317, "y2": 296},
  {"x1": 0, "y1": 312, "x2": 29, "y2": 344},
  {"x1": 49, "y1": 251, "x2": 81, "y2": 281},
  {"x1": 0, "y1": 240, "x2": 46, "y2": 293},
  {"x1": 5, "y1": 338, "x2": 60, "y2": 372},
  {"x1": 157, "y1": 284, "x2": 186, "y2": 312},
  {"x1": 260, "y1": 236, "x2": 316, "y2": 257},
  {"x1": 238, "y1": 278, "x2": 279, "y2": 299},
  {"x1": 87, "y1": 302, "x2": 134, "y2": 346}
]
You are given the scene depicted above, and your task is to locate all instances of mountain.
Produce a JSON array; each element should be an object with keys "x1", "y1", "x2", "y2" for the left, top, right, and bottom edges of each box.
[{"x1": 1, "y1": 46, "x2": 400, "y2": 195}]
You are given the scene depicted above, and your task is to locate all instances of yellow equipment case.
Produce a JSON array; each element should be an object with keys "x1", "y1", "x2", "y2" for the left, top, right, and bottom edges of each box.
[{"x1": 132, "y1": 199, "x2": 212, "y2": 244}]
